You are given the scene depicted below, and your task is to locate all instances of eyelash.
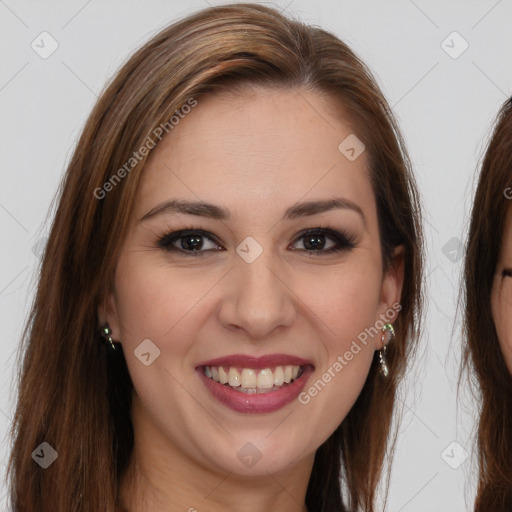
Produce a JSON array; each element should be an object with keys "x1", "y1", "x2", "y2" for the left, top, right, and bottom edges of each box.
[
  {"x1": 156, "y1": 225, "x2": 356, "y2": 257},
  {"x1": 503, "y1": 269, "x2": 512, "y2": 278}
]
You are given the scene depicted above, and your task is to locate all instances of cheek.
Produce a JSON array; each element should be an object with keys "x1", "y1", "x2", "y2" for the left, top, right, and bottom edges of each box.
[
  {"x1": 492, "y1": 284, "x2": 512, "y2": 373},
  {"x1": 110, "y1": 257, "x2": 220, "y2": 437},
  {"x1": 301, "y1": 260, "x2": 383, "y2": 340},
  {"x1": 112, "y1": 256, "x2": 221, "y2": 352},
  {"x1": 292, "y1": 263, "x2": 383, "y2": 437}
]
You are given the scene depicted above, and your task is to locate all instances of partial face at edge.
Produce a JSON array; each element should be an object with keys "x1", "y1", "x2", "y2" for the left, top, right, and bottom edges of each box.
[
  {"x1": 492, "y1": 204, "x2": 512, "y2": 374},
  {"x1": 99, "y1": 86, "x2": 404, "y2": 477}
]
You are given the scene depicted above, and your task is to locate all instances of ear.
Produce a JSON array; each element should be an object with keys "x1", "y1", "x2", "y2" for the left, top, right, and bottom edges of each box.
[
  {"x1": 97, "y1": 285, "x2": 121, "y2": 340},
  {"x1": 375, "y1": 244, "x2": 405, "y2": 349}
]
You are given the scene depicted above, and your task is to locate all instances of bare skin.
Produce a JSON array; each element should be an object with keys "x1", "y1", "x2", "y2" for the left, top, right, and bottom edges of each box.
[
  {"x1": 492, "y1": 205, "x2": 512, "y2": 374},
  {"x1": 99, "y1": 86, "x2": 404, "y2": 511}
]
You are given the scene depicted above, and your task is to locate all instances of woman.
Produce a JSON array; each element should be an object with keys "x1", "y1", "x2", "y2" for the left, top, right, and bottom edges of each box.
[
  {"x1": 6, "y1": 4, "x2": 423, "y2": 511},
  {"x1": 463, "y1": 97, "x2": 512, "y2": 510}
]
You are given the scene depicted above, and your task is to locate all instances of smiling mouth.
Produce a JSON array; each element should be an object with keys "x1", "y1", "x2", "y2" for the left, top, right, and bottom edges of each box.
[{"x1": 202, "y1": 365, "x2": 305, "y2": 394}]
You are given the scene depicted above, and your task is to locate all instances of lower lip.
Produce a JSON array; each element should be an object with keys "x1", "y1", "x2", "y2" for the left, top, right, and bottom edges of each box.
[{"x1": 197, "y1": 366, "x2": 314, "y2": 413}]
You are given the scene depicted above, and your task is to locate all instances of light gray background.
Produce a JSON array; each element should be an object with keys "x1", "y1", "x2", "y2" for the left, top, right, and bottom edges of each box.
[{"x1": 1, "y1": 1, "x2": 511, "y2": 510}]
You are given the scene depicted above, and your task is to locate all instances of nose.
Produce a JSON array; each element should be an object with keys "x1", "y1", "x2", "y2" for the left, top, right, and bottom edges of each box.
[{"x1": 217, "y1": 247, "x2": 297, "y2": 340}]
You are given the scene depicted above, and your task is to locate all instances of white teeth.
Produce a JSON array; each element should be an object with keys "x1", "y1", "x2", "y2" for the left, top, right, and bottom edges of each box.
[
  {"x1": 228, "y1": 367, "x2": 240, "y2": 387},
  {"x1": 241, "y1": 368, "x2": 257, "y2": 388},
  {"x1": 257, "y1": 369, "x2": 274, "y2": 389},
  {"x1": 203, "y1": 364, "x2": 303, "y2": 392},
  {"x1": 273, "y1": 366, "x2": 284, "y2": 386},
  {"x1": 218, "y1": 366, "x2": 229, "y2": 384}
]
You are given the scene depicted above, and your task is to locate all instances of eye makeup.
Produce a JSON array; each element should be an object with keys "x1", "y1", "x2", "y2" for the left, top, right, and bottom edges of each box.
[{"x1": 155, "y1": 224, "x2": 357, "y2": 257}]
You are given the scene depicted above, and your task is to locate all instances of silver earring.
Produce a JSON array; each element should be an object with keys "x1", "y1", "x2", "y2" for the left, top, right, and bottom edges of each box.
[
  {"x1": 379, "y1": 323, "x2": 395, "y2": 377},
  {"x1": 100, "y1": 324, "x2": 117, "y2": 352}
]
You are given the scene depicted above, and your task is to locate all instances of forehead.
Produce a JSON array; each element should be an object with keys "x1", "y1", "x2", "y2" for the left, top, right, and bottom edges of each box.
[{"x1": 134, "y1": 87, "x2": 376, "y2": 222}]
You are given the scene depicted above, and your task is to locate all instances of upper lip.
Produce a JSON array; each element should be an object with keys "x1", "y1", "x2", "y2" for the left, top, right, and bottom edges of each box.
[{"x1": 196, "y1": 353, "x2": 313, "y2": 369}]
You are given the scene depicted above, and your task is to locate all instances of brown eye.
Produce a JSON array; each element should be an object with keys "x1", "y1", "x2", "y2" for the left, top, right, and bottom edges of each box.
[
  {"x1": 502, "y1": 268, "x2": 512, "y2": 278},
  {"x1": 290, "y1": 228, "x2": 356, "y2": 255},
  {"x1": 158, "y1": 229, "x2": 223, "y2": 255}
]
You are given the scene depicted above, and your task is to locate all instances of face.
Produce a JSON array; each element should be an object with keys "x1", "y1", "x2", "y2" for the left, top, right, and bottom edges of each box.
[
  {"x1": 491, "y1": 204, "x2": 512, "y2": 374},
  {"x1": 101, "y1": 86, "x2": 403, "y2": 481}
]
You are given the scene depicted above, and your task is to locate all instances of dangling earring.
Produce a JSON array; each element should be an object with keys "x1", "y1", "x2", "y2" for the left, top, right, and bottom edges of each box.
[
  {"x1": 379, "y1": 323, "x2": 395, "y2": 377},
  {"x1": 100, "y1": 324, "x2": 117, "y2": 352}
]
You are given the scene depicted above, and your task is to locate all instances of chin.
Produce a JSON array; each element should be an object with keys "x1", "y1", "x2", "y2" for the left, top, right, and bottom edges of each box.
[{"x1": 200, "y1": 434, "x2": 311, "y2": 477}]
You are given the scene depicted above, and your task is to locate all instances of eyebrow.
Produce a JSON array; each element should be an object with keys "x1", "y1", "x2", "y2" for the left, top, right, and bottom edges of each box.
[{"x1": 140, "y1": 197, "x2": 366, "y2": 224}]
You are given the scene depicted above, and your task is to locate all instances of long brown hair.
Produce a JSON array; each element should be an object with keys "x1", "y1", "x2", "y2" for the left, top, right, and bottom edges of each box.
[
  {"x1": 463, "y1": 97, "x2": 512, "y2": 510},
  {"x1": 5, "y1": 4, "x2": 423, "y2": 511}
]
